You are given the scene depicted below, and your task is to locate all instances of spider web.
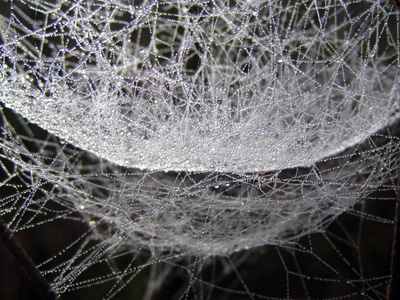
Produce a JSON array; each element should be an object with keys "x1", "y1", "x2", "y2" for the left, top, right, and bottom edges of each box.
[{"x1": 0, "y1": 0, "x2": 400, "y2": 299}]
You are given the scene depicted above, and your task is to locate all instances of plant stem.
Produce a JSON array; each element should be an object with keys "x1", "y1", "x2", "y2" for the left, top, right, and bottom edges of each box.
[
  {"x1": 388, "y1": 160, "x2": 400, "y2": 300},
  {"x1": 0, "y1": 216, "x2": 59, "y2": 300}
]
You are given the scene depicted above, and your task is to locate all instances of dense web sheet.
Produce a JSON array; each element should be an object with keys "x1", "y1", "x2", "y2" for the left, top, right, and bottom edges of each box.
[
  {"x1": 1, "y1": 0, "x2": 400, "y2": 299},
  {"x1": 1, "y1": 0, "x2": 399, "y2": 172}
]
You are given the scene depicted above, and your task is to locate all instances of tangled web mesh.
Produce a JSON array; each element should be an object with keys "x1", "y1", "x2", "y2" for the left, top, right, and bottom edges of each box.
[{"x1": 1, "y1": 0, "x2": 400, "y2": 298}]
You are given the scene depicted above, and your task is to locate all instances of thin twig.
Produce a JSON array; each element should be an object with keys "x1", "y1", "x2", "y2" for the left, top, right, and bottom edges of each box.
[
  {"x1": 387, "y1": 159, "x2": 400, "y2": 300},
  {"x1": 0, "y1": 216, "x2": 59, "y2": 300}
]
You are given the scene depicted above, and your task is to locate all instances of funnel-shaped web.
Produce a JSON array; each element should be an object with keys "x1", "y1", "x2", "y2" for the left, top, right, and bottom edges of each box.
[{"x1": 0, "y1": 0, "x2": 400, "y2": 260}]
